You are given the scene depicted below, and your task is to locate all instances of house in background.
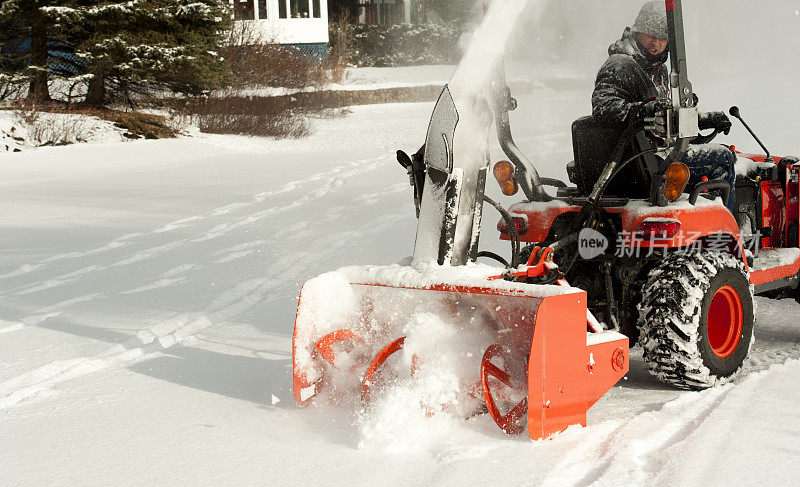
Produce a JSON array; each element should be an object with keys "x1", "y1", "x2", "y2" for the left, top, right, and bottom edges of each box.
[
  {"x1": 356, "y1": 0, "x2": 411, "y2": 25},
  {"x1": 232, "y1": 0, "x2": 329, "y2": 59},
  {"x1": 352, "y1": 0, "x2": 473, "y2": 26}
]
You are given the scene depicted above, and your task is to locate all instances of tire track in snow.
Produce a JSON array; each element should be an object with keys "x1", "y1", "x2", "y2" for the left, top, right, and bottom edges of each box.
[
  {"x1": 539, "y1": 384, "x2": 735, "y2": 487},
  {"x1": 189, "y1": 176, "x2": 348, "y2": 243},
  {"x1": 357, "y1": 182, "x2": 410, "y2": 205},
  {"x1": 0, "y1": 206, "x2": 410, "y2": 409},
  {"x1": 0, "y1": 156, "x2": 385, "y2": 285},
  {"x1": 0, "y1": 235, "x2": 139, "y2": 280},
  {"x1": 212, "y1": 240, "x2": 268, "y2": 264},
  {"x1": 0, "y1": 156, "x2": 389, "y2": 300},
  {"x1": 119, "y1": 278, "x2": 188, "y2": 295},
  {"x1": 6, "y1": 266, "x2": 105, "y2": 297},
  {"x1": 0, "y1": 294, "x2": 104, "y2": 334},
  {"x1": 540, "y1": 306, "x2": 800, "y2": 487},
  {"x1": 0, "y1": 163, "x2": 388, "y2": 336}
]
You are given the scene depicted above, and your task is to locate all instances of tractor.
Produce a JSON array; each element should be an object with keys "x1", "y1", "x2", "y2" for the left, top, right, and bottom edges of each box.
[{"x1": 292, "y1": 0, "x2": 800, "y2": 439}]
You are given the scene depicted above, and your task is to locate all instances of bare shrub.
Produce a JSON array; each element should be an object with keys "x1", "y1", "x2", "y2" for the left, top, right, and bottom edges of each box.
[
  {"x1": 327, "y1": 14, "x2": 355, "y2": 83},
  {"x1": 195, "y1": 112, "x2": 309, "y2": 138},
  {"x1": 182, "y1": 94, "x2": 309, "y2": 138},
  {"x1": 13, "y1": 96, "x2": 40, "y2": 126},
  {"x1": 163, "y1": 110, "x2": 192, "y2": 134},
  {"x1": 221, "y1": 23, "x2": 328, "y2": 90},
  {"x1": 12, "y1": 95, "x2": 93, "y2": 146},
  {"x1": 10, "y1": 93, "x2": 177, "y2": 145},
  {"x1": 175, "y1": 22, "x2": 359, "y2": 139},
  {"x1": 15, "y1": 111, "x2": 92, "y2": 147}
]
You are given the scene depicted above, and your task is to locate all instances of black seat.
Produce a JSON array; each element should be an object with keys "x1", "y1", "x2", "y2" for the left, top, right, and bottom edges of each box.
[{"x1": 570, "y1": 116, "x2": 658, "y2": 199}]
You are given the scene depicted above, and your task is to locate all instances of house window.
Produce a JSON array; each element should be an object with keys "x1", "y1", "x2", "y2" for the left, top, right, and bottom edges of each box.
[
  {"x1": 234, "y1": 0, "x2": 255, "y2": 20},
  {"x1": 290, "y1": 0, "x2": 310, "y2": 18},
  {"x1": 258, "y1": 0, "x2": 266, "y2": 19},
  {"x1": 279, "y1": 0, "x2": 317, "y2": 19}
]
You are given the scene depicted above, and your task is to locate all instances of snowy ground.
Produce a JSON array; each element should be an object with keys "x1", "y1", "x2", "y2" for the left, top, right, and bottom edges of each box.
[
  {"x1": 3, "y1": 81, "x2": 800, "y2": 485},
  {"x1": 4, "y1": 2, "x2": 800, "y2": 483}
]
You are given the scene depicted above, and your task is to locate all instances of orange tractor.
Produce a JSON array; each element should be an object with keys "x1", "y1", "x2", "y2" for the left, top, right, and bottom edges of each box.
[{"x1": 292, "y1": 0, "x2": 800, "y2": 439}]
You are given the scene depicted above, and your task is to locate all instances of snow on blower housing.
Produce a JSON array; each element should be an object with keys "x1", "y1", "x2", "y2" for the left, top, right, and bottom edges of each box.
[{"x1": 292, "y1": 0, "x2": 800, "y2": 440}]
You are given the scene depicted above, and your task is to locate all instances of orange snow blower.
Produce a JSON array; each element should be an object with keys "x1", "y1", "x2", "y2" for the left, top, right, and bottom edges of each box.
[{"x1": 292, "y1": 261, "x2": 629, "y2": 439}]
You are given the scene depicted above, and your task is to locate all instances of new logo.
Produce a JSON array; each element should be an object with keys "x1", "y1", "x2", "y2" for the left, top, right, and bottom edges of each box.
[{"x1": 578, "y1": 228, "x2": 609, "y2": 260}]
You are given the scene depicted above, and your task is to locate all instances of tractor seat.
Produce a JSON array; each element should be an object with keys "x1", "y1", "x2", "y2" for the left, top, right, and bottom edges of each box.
[{"x1": 569, "y1": 115, "x2": 658, "y2": 199}]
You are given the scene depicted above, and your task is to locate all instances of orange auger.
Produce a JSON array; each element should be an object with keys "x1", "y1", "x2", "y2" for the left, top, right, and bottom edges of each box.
[
  {"x1": 292, "y1": 265, "x2": 628, "y2": 441},
  {"x1": 293, "y1": 327, "x2": 364, "y2": 407},
  {"x1": 361, "y1": 337, "x2": 411, "y2": 403}
]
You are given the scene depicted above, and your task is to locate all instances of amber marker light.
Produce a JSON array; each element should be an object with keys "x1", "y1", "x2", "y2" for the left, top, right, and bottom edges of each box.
[
  {"x1": 493, "y1": 160, "x2": 518, "y2": 196},
  {"x1": 664, "y1": 162, "x2": 690, "y2": 202}
]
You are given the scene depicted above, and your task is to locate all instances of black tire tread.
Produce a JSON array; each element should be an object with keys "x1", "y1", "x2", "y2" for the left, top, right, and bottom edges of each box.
[{"x1": 637, "y1": 250, "x2": 755, "y2": 390}]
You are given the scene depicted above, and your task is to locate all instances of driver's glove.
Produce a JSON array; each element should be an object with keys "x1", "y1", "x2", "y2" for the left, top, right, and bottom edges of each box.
[
  {"x1": 699, "y1": 111, "x2": 732, "y2": 135},
  {"x1": 639, "y1": 99, "x2": 670, "y2": 138}
]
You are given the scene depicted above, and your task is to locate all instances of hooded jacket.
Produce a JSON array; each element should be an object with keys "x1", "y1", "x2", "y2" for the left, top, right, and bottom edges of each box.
[{"x1": 591, "y1": 28, "x2": 669, "y2": 124}]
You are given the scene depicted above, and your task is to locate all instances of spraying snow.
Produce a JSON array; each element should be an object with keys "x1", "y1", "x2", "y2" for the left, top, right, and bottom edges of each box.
[
  {"x1": 343, "y1": 0, "x2": 563, "y2": 450},
  {"x1": 419, "y1": 0, "x2": 545, "y2": 263},
  {"x1": 357, "y1": 311, "x2": 493, "y2": 453}
]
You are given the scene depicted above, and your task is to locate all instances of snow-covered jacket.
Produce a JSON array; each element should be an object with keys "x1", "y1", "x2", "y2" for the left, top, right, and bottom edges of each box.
[{"x1": 591, "y1": 28, "x2": 669, "y2": 124}]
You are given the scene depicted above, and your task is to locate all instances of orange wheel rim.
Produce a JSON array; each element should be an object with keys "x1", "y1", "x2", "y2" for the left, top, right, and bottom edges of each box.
[{"x1": 707, "y1": 285, "x2": 744, "y2": 358}]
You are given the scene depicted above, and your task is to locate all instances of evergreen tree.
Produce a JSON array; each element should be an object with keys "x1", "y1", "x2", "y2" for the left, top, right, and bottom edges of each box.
[
  {"x1": 50, "y1": 0, "x2": 233, "y2": 107},
  {"x1": 1, "y1": 0, "x2": 233, "y2": 107},
  {"x1": 0, "y1": 0, "x2": 65, "y2": 101}
]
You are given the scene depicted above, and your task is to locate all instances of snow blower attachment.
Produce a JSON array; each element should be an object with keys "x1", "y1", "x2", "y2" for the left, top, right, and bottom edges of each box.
[
  {"x1": 292, "y1": 78, "x2": 629, "y2": 440},
  {"x1": 293, "y1": 269, "x2": 628, "y2": 439}
]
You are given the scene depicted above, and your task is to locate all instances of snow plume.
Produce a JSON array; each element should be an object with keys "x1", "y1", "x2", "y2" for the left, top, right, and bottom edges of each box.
[
  {"x1": 446, "y1": 0, "x2": 545, "y2": 176},
  {"x1": 350, "y1": 2, "x2": 558, "y2": 450},
  {"x1": 294, "y1": 269, "x2": 499, "y2": 452},
  {"x1": 451, "y1": 0, "x2": 544, "y2": 94},
  {"x1": 356, "y1": 311, "x2": 494, "y2": 453},
  {"x1": 296, "y1": 2, "x2": 559, "y2": 451}
]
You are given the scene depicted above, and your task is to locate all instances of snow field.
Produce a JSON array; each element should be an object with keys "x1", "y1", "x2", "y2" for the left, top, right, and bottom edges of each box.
[
  {"x1": 4, "y1": 1, "x2": 800, "y2": 482},
  {"x1": 2, "y1": 93, "x2": 800, "y2": 485}
]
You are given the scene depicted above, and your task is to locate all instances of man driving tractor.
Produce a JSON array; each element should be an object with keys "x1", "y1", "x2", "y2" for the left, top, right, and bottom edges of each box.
[{"x1": 592, "y1": 1, "x2": 737, "y2": 211}]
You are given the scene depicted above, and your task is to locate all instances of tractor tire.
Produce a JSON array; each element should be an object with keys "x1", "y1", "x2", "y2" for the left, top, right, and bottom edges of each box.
[{"x1": 638, "y1": 250, "x2": 755, "y2": 390}]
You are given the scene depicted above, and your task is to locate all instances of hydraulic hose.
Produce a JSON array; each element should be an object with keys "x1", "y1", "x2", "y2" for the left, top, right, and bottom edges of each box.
[
  {"x1": 491, "y1": 63, "x2": 552, "y2": 203},
  {"x1": 592, "y1": 147, "x2": 661, "y2": 214},
  {"x1": 560, "y1": 121, "x2": 657, "y2": 275},
  {"x1": 483, "y1": 195, "x2": 520, "y2": 269},
  {"x1": 476, "y1": 251, "x2": 510, "y2": 268}
]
